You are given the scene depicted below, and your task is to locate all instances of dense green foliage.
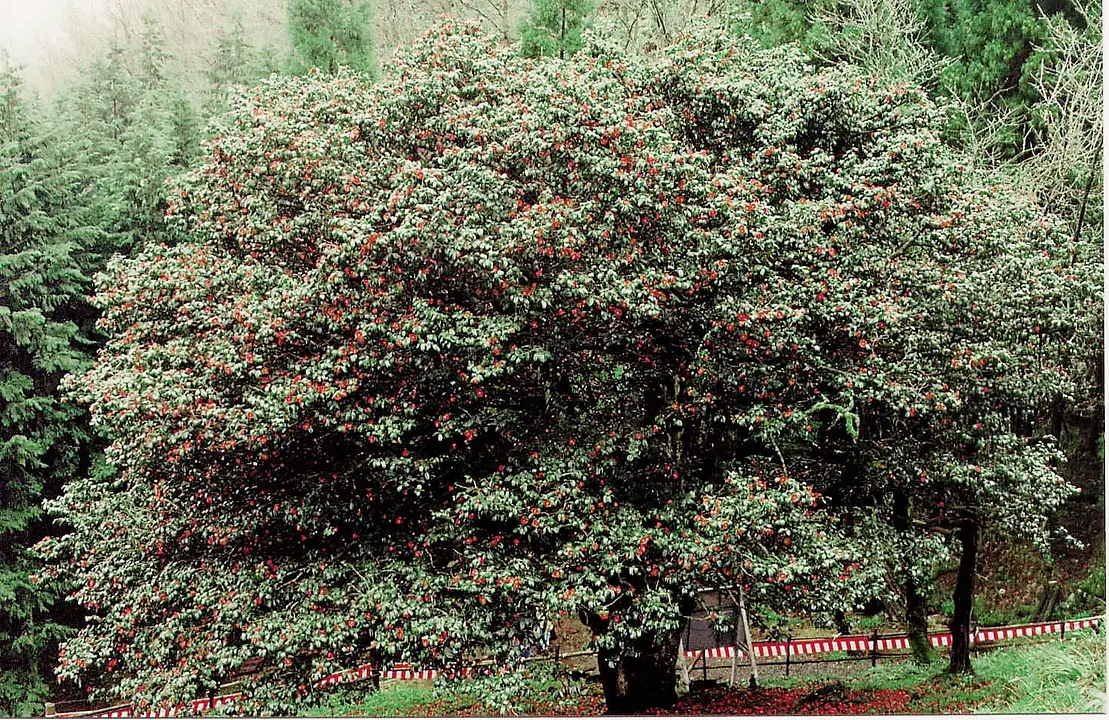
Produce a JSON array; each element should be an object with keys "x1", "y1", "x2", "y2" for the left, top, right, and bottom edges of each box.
[
  {"x1": 35, "y1": 21, "x2": 1095, "y2": 713},
  {"x1": 0, "y1": 67, "x2": 98, "y2": 717},
  {"x1": 739, "y1": 0, "x2": 839, "y2": 52},
  {"x1": 921, "y1": 0, "x2": 1045, "y2": 96},
  {"x1": 287, "y1": 0, "x2": 378, "y2": 76},
  {"x1": 736, "y1": 0, "x2": 1098, "y2": 161}
]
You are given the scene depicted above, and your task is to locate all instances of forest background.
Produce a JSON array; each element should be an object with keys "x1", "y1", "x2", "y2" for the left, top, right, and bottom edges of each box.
[{"x1": 0, "y1": 0, "x2": 1103, "y2": 716}]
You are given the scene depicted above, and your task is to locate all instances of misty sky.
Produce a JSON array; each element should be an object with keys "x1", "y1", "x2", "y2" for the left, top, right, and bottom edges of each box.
[{"x1": 0, "y1": 0, "x2": 106, "y2": 64}]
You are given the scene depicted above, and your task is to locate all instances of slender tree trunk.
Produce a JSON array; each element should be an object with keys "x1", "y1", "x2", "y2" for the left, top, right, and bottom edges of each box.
[
  {"x1": 947, "y1": 516, "x2": 978, "y2": 675},
  {"x1": 892, "y1": 489, "x2": 932, "y2": 665},
  {"x1": 904, "y1": 570, "x2": 932, "y2": 665},
  {"x1": 560, "y1": 7, "x2": 566, "y2": 60},
  {"x1": 1071, "y1": 145, "x2": 1100, "y2": 246},
  {"x1": 586, "y1": 611, "x2": 685, "y2": 714}
]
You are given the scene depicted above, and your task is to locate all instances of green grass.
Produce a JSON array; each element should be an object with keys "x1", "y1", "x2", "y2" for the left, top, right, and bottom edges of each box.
[
  {"x1": 974, "y1": 629, "x2": 1106, "y2": 713},
  {"x1": 298, "y1": 662, "x2": 604, "y2": 717},
  {"x1": 761, "y1": 655, "x2": 1003, "y2": 712},
  {"x1": 762, "y1": 628, "x2": 1107, "y2": 714},
  {"x1": 299, "y1": 680, "x2": 443, "y2": 717}
]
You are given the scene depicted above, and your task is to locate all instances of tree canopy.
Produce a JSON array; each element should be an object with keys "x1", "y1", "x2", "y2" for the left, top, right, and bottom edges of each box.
[{"x1": 38, "y1": 22, "x2": 1094, "y2": 714}]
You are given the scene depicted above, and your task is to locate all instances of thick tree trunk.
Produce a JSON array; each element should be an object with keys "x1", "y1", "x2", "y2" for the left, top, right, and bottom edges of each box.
[
  {"x1": 947, "y1": 516, "x2": 978, "y2": 675},
  {"x1": 596, "y1": 634, "x2": 682, "y2": 714},
  {"x1": 892, "y1": 489, "x2": 932, "y2": 665},
  {"x1": 589, "y1": 620, "x2": 683, "y2": 714}
]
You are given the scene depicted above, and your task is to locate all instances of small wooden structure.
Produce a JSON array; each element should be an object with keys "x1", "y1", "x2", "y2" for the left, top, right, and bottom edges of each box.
[{"x1": 678, "y1": 586, "x2": 759, "y2": 687}]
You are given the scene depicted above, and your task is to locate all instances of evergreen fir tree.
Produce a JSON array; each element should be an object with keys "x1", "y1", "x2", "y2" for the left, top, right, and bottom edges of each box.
[
  {"x1": 286, "y1": 0, "x2": 377, "y2": 76},
  {"x1": 737, "y1": 0, "x2": 839, "y2": 53},
  {"x1": 130, "y1": 17, "x2": 201, "y2": 187},
  {"x1": 112, "y1": 94, "x2": 180, "y2": 244},
  {"x1": 204, "y1": 12, "x2": 279, "y2": 116},
  {"x1": 520, "y1": 0, "x2": 594, "y2": 59},
  {"x1": 55, "y1": 19, "x2": 198, "y2": 254},
  {"x1": 919, "y1": 0, "x2": 1048, "y2": 154},
  {"x1": 70, "y1": 45, "x2": 143, "y2": 149},
  {"x1": 0, "y1": 64, "x2": 96, "y2": 718}
]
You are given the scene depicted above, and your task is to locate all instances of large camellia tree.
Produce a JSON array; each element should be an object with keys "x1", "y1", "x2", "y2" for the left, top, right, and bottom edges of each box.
[{"x1": 39, "y1": 24, "x2": 1091, "y2": 714}]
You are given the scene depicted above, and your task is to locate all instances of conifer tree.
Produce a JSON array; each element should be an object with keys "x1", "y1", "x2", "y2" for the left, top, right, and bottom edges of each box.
[
  {"x1": 737, "y1": 0, "x2": 839, "y2": 53},
  {"x1": 205, "y1": 12, "x2": 281, "y2": 116},
  {"x1": 56, "y1": 18, "x2": 198, "y2": 255},
  {"x1": 0, "y1": 64, "x2": 96, "y2": 718},
  {"x1": 520, "y1": 0, "x2": 594, "y2": 59},
  {"x1": 286, "y1": 0, "x2": 378, "y2": 76},
  {"x1": 917, "y1": 0, "x2": 1052, "y2": 157}
]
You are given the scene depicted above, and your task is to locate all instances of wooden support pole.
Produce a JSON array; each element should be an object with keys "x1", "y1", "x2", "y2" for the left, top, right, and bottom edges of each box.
[
  {"x1": 737, "y1": 587, "x2": 759, "y2": 688},
  {"x1": 728, "y1": 610, "x2": 739, "y2": 687},
  {"x1": 678, "y1": 638, "x2": 691, "y2": 687}
]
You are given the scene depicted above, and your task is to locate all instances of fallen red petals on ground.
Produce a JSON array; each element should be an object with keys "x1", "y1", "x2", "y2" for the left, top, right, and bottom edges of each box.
[
  {"x1": 406, "y1": 680, "x2": 990, "y2": 716},
  {"x1": 645, "y1": 685, "x2": 914, "y2": 716}
]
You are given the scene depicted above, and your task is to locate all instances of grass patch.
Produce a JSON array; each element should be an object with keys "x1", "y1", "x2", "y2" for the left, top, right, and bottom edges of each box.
[
  {"x1": 300, "y1": 681, "x2": 441, "y2": 717},
  {"x1": 762, "y1": 628, "x2": 1106, "y2": 714},
  {"x1": 433, "y1": 662, "x2": 603, "y2": 715},
  {"x1": 763, "y1": 657, "x2": 1000, "y2": 712},
  {"x1": 299, "y1": 663, "x2": 604, "y2": 717},
  {"x1": 974, "y1": 628, "x2": 1106, "y2": 713}
]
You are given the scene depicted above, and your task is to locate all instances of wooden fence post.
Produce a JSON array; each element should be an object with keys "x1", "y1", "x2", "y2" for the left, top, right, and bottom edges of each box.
[
  {"x1": 870, "y1": 629, "x2": 879, "y2": 668},
  {"x1": 729, "y1": 608, "x2": 739, "y2": 687},
  {"x1": 785, "y1": 635, "x2": 791, "y2": 677}
]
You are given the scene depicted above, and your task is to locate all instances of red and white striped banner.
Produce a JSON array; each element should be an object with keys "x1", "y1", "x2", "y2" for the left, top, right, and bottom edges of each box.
[
  {"x1": 53, "y1": 616, "x2": 1103, "y2": 718},
  {"x1": 681, "y1": 616, "x2": 1102, "y2": 660},
  {"x1": 969, "y1": 616, "x2": 1100, "y2": 643},
  {"x1": 81, "y1": 692, "x2": 245, "y2": 718},
  {"x1": 65, "y1": 662, "x2": 467, "y2": 717}
]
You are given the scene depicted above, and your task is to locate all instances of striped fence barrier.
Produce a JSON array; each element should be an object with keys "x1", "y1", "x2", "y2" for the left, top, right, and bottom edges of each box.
[
  {"x1": 681, "y1": 616, "x2": 1102, "y2": 661},
  {"x1": 48, "y1": 615, "x2": 1103, "y2": 718}
]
